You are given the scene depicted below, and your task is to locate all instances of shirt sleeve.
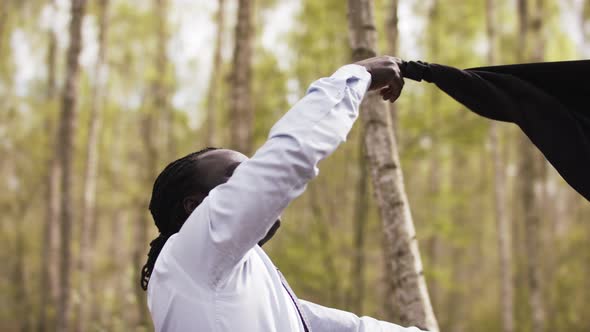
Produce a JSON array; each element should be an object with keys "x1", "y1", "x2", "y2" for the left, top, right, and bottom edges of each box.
[
  {"x1": 167, "y1": 64, "x2": 372, "y2": 287},
  {"x1": 300, "y1": 300, "x2": 428, "y2": 332}
]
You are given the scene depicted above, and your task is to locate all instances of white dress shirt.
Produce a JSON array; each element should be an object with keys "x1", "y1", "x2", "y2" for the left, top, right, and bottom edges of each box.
[{"x1": 147, "y1": 64, "x2": 426, "y2": 332}]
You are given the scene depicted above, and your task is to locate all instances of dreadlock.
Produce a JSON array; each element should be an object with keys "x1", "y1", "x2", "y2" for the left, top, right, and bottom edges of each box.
[{"x1": 140, "y1": 147, "x2": 218, "y2": 291}]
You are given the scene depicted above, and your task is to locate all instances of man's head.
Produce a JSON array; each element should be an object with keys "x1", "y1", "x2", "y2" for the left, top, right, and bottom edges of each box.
[
  {"x1": 141, "y1": 147, "x2": 280, "y2": 290},
  {"x1": 148, "y1": 148, "x2": 248, "y2": 236}
]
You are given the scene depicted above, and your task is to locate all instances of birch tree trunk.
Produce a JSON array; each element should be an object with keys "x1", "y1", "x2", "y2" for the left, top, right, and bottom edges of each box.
[
  {"x1": 347, "y1": 1, "x2": 439, "y2": 330},
  {"x1": 486, "y1": 0, "x2": 514, "y2": 331},
  {"x1": 39, "y1": 1, "x2": 60, "y2": 328},
  {"x1": 76, "y1": 1, "x2": 109, "y2": 331},
  {"x1": 205, "y1": 0, "x2": 225, "y2": 147},
  {"x1": 56, "y1": 1, "x2": 87, "y2": 331},
  {"x1": 517, "y1": 0, "x2": 546, "y2": 331},
  {"x1": 229, "y1": 0, "x2": 254, "y2": 155}
]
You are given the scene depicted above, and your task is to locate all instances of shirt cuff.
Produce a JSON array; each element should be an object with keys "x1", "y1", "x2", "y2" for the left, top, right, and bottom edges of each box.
[{"x1": 331, "y1": 64, "x2": 372, "y2": 97}]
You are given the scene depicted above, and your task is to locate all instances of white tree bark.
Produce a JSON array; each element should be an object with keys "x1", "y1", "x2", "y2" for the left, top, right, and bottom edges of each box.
[{"x1": 347, "y1": 0, "x2": 439, "y2": 330}]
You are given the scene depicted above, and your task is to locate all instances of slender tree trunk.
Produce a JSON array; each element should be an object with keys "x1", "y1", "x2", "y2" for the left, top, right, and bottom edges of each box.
[
  {"x1": 424, "y1": 100, "x2": 442, "y2": 315},
  {"x1": 487, "y1": 1, "x2": 514, "y2": 331},
  {"x1": 422, "y1": 0, "x2": 443, "y2": 318},
  {"x1": 0, "y1": 0, "x2": 8, "y2": 70},
  {"x1": 153, "y1": 0, "x2": 174, "y2": 159},
  {"x1": 76, "y1": 1, "x2": 109, "y2": 331},
  {"x1": 38, "y1": 2, "x2": 60, "y2": 329},
  {"x1": 446, "y1": 151, "x2": 468, "y2": 332},
  {"x1": 517, "y1": 1, "x2": 546, "y2": 331},
  {"x1": 527, "y1": 1, "x2": 546, "y2": 330},
  {"x1": 56, "y1": 1, "x2": 87, "y2": 331},
  {"x1": 347, "y1": 1, "x2": 439, "y2": 330},
  {"x1": 229, "y1": 0, "x2": 254, "y2": 155},
  {"x1": 512, "y1": 1, "x2": 529, "y2": 328},
  {"x1": 206, "y1": 0, "x2": 226, "y2": 147},
  {"x1": 110, "y1": 209, "x2": 129, "y2": 330},
  {"x1": 15, "y1": 206, "x2": 32, "y2": 332},
  {"x1": 348, "y1": 127, "x2": 369, "y2": 313}
]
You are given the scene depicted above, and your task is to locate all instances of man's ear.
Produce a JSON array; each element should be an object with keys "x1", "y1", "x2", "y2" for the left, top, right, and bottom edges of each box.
[{"x1": 183, "y1": 195, "x2": 204, "y2": 215}]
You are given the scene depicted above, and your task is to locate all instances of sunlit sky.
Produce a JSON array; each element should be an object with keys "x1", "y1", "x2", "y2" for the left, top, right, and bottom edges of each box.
[{"x1": 10, "y1": 0, "x2": 586, "y2": 124}]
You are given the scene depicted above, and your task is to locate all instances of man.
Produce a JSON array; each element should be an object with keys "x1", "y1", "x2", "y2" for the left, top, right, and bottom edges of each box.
[{"x1": 141, "y1": 56, "x2": 425, "y2": 331}]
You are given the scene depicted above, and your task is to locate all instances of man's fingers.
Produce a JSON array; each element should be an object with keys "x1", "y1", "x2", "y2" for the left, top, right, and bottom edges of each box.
[
  {"x1": 385, "y1": 79, "x2": 403, "y2": 102},
  {"x1": 380, "y1": 87, "x2": 392, "y2": 100}
]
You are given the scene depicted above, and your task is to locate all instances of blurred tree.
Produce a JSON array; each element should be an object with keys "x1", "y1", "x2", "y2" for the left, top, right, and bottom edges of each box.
[
  {"x1": 0, "y1": 1, "x2": 7, "y2": 67},
  {"x1": 419, "y1": 0, "x2": 444, "y2": 319},
  {"x1": 347, "y1": 0, "x2": 438, "y2": 330},
  {"x1": 38, "y1": 1, "x2": 61, "y2": 330},
  {"x1": 486, "y1": 0, "x2": 514, "y2": 332},
  {"x1": 76, "y1": 1, "x2": 110, "y2": 331},
  {"x1": 229, "y1": 0, "x2": 254, "y2": 155},
  {"x1": 205, "y1": 0, "x2": 225, "y2": 147},
  {"x1": 14, "y1": 198, "x2": 32, "y2": 332},
  {"x1": 348, "y1": 125, "x2": 369, "y2": 314},
  {"x1": 517, "y1": 0, "x2": 547, "y2": 331},
  {"x1": 132, "y1": 0, "x2": 172, "y2": 327},
  {"x1": 154, "y1": 0, "x2": 174, "y2": 159},
  {"x1": 55, "y1": 0, "x2": 87, "y2": 331},
  {"x1": 379, "y1": 0, "x2": 399, "y2": 318}
]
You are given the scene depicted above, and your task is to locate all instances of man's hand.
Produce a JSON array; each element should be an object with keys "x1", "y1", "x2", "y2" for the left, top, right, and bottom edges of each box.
[{"x1": 355, "y1": 56, "x2": 404, "y2": 103}]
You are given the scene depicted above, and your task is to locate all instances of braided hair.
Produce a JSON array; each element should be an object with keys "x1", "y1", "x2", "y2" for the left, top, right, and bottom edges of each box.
[{"x1": 140, "y1": 147, "x2": 218, "y2": 291}]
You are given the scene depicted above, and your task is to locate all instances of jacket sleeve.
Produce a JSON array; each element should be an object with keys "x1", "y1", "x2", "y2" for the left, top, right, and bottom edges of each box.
[
  {"x1": 300, "y1": 300, "x2": 428, "y2": 332},
  {"x1": 167, "y1": 64, "x2": 372, "y2": 287}
]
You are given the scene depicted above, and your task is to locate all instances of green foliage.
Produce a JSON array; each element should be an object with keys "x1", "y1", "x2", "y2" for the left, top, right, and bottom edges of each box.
[
  {"x1": 289, "y1": 0, "x2": 350, "y2": 92},
  {"x1": 252, "y1": 48, "x2": 288, "y2": 147}
]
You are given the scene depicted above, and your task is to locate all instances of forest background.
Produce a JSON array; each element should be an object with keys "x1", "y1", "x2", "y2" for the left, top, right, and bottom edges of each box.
[{"x1": 1, "y1": 0, "x2": 589, "y2": 331}]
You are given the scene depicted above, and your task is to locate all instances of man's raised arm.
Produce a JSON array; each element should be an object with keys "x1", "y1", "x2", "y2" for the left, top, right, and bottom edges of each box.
[{"x1": 169, "y1": 57, "x2": 404, "y2": 287}]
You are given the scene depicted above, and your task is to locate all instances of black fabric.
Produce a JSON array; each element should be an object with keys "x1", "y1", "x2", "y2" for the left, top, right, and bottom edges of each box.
[{"x1": 400, "y1": 60, "x2": 590, "y2": 201}]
